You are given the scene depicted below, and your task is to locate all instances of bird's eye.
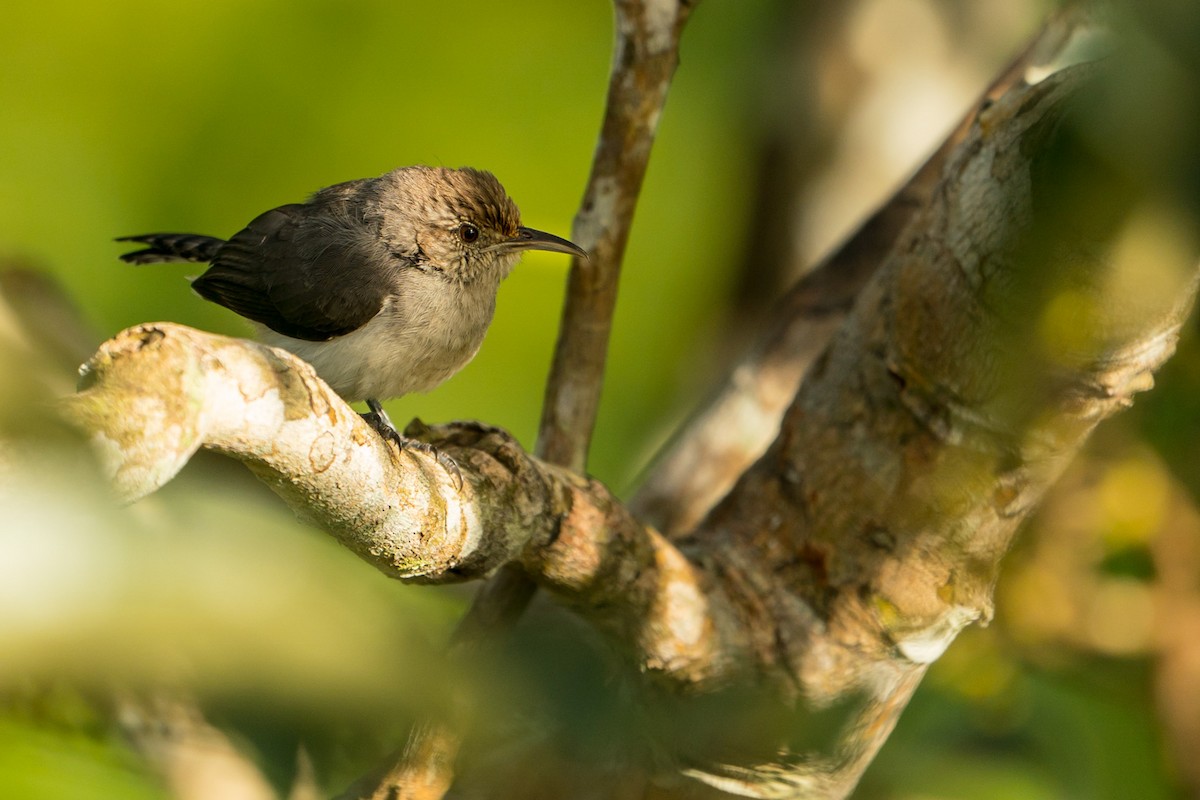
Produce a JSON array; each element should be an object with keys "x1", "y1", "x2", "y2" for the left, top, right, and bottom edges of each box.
[{"x1": 458, "y1": 223, "x2": 480, "y2": 243}]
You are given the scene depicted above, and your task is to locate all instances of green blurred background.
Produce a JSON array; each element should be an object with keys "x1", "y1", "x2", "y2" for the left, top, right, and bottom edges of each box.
[
  {"x1": 4, "y1": 0, "x2": 1200, "y2": 798},
  {"x1": 0, "y1": 0, "x2": 777, "y2": 491}
]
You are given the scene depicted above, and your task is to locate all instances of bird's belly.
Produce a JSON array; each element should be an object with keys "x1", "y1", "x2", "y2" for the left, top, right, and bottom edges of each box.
[{"x1": 257, "y1": 312, "x2": 486, "y2": 403}]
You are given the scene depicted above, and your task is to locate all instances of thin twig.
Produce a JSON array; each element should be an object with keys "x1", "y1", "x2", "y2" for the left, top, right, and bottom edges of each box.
[{"x1": 538, "y1": 0, "x2": 697, "y2": 471}]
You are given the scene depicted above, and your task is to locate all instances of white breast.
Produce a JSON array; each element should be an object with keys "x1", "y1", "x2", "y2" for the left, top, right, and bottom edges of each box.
[{"x1": 257, "y1": 273, "x2": 501, "y2": 403}]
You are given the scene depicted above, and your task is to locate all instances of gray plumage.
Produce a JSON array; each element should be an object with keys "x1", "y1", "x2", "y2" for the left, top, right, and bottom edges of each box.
[{"x1": 119, "y1": 166, "x2": 585, "y2": 406}]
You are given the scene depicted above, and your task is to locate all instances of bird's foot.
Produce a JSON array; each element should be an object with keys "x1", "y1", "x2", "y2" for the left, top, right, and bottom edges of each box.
[{"x1": 363, "y1": 400, "x2": 463, "y2": 490}]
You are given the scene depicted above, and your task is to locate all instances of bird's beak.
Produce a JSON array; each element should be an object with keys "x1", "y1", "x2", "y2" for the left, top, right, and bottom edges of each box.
[{"x1": 495, "y1": 227, "x2": 588, "y2": 259}]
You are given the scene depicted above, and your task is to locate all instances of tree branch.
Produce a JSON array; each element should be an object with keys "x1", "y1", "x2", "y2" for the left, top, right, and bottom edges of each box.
[
  {"x1": 676, "y1": 62, "x2": 1200, "y2": 796},
  {"x1": 538, "y1": 0, "x2": 697, "y2": 472},
  {"x1": 631, "y1": 4, "x2": 1093, "y2": 538},
  {"x1": 60, "y1": 322, "x2": 747, "y2": 687},
  {"x1": 116, "y1": 693, "x2": 284, "y2": 800}
]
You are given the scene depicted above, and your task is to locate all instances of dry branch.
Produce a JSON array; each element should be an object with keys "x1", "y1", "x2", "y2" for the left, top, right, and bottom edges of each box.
[
  {"x1": 538, "y1": 0, "x2": 697, "y2": 471},
  {"x1": 61, "y1": 323, "x2": 747, "y2": 687}
]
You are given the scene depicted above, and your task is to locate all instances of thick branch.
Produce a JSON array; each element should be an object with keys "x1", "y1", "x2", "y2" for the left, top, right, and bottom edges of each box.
[
  {"x1": 66, "y1": 324, "x2": 515, "y2": 581},
  {"x1": 678, "y1": 63, "x2": 1200, "y2": 796},
  {"x1": 61, "y1": 323, "x2": 747, "y2": 688},
  {"x1": 632, "y1": 6, "x2": 1092, "y2": 538},
  {"x1": 63, "y1": 324, "x2": 562, "y2": 582}
]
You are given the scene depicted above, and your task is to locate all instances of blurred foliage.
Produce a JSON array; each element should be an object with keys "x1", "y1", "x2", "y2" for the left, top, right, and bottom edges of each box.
[
  {"x1": 863, "y1": 435, "x2": 1197, "y2": 800},
  {"x1": 3, "y1": 0, "x2": 1200, "y2": 799}
]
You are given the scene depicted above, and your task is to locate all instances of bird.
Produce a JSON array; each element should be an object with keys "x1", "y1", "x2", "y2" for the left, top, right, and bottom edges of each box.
[{"x1": 118, "y1": 165, "x2": 586, "y2": 483}]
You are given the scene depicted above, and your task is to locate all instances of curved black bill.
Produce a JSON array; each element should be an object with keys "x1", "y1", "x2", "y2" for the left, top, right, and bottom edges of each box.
[{"x1": 498, "y1": 226, "x2": 588, "y2": 258}]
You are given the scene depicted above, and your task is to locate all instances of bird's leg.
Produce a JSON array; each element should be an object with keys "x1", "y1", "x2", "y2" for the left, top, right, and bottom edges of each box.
[
  {"x1": 363, "y1": 397, "x2": 400, "y2": 440},
  {"x1": 363, "y1": 398, "x2": 463, "y2": 489}
]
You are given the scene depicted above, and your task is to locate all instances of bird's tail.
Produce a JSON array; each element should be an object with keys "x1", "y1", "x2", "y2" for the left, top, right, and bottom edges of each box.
[{"x1": 116, "y1": 233, "x2": 226, "y2": 265}]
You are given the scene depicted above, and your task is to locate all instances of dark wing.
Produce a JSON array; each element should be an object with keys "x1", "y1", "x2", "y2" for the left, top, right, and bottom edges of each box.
[{"x1": 192, "y1": 200, "x2": 395, "y2": 342}]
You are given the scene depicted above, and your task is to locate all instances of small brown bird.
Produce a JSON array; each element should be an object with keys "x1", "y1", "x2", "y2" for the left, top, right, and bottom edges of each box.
[{"x1": 119, "y1": 165, "x2": 585, "y2": 477}]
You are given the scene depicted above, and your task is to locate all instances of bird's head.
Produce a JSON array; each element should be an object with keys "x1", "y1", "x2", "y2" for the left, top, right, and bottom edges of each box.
[{"x1": 378, "y1": 166, "x2": 585, "y2": 283}]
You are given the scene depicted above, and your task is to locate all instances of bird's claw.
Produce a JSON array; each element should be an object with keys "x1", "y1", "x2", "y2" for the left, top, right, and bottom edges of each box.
[
  {"x1": 403, "y1": 438, "x2": 464, "y2": 491},
  {"x1": 362, "y1": 402, "x2": 464, "y2": 491}
]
